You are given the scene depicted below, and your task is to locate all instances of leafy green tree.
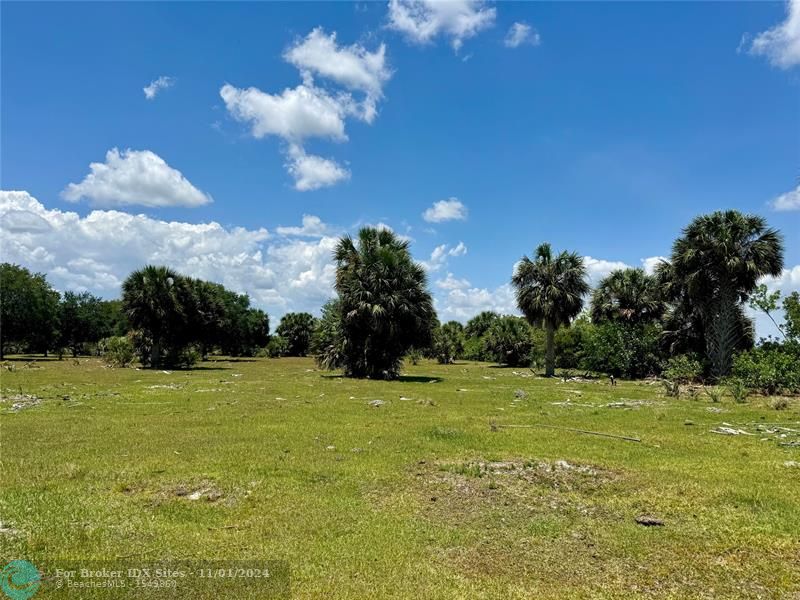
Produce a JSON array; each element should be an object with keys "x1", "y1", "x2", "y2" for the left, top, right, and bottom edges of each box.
[
  {"x1": 464, "y1": 311, "x2": 499, "y2": 339},
  {"x1": 329, "y1": 227, "x2": 435, "y2": 379},
  {"x1": 59, "y1": 291, "x2": 110, "y2": 356},
  {"x1": 512, "y1": 243, "x2": 589, "y2": 376},
  {"x1": 661, "y1": 211, "x2": 783, "y2": 378},
  {"x1": 580, "y1": 321, "x2": 663, "y2": 378},
  {"x1": 432, "y1": 321, "x2": 465, "y2": 364},
  {"x1": 784, "y1": 291, "x2": 800, "y2": 341},
  {"x1": 483, "y1": 316, "x2": 535, "y2": 367},
  {"x1": 591, "y1": 268, "x2": 665, "y2": 325},
  {"x1": 276, "y1": 312, "x2": 316, "y2": 356},
  {"x1": 749, "y1": 283, "x2": 784, "y2": 340},
  {"x1": 0, "y1": 263, "x2": 60, "y2": 358}
]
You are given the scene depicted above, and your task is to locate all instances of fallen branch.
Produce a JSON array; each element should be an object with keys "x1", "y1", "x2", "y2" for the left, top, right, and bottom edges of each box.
[{"x1": 492, "y1": 422, "x2": 641, "y2": 443}]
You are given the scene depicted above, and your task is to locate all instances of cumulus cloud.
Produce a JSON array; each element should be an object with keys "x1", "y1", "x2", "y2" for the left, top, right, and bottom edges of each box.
[
  {"x1": 435, "y1": 279, "x2": 519, "y2": 322},
  {"x1": 143, "y1": 76, "x2": 174, "y2": 100},
  {"x1": 221, "y1": 28, "x2": 390, "y2": 190},
  {"x1": 284, "y1": 27, "x2": 391, "y2": 123},
  {"x1": 504, "y1": 22, "x2": 540, "y2": 48},
  {"x1": 641, "y1": 256, "x2": 668, "y2": 275},
  {"x1": 0, "y1": 191, "x2": 337, "y2": 320},
  {"x1": 276, "y1": 214, "x2": 333, "y2": 237},
  {"x1": 771, "y1": 184, "x2": 800, "y2": 211},
  {"x1": 745, "y1": 0, "x2": 800, "y2": 69},
  {"x1": 421, "y1": 241, "x2": 467, "y2": 271},
  {"x1": 387, "y1": 0, "x2": 496, "y2": 51},
  {"x1": 422, "y1": 198, "x2": 468, "y2": 222},
  {"x1": 220, "y1": 82, "x2": 349, "y2": 142},
  {"x1": 61, "y1": 148, "x2": 212, "y2": 208},
  {"x1": 583, "y1": 256, "x2": 630, "y2": 286},
  {"x1": 285, "y1": 144, "x2": 350, "y2": 191}
]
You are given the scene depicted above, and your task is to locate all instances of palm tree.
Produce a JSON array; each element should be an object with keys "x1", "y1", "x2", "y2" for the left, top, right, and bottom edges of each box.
[
  {"x1": 512, "y1": 243, "x2": 589, "y2": 376},
  {"x1": 590, "y1": 268, "x2": 665, "y2": 325},
  {"x1": 122, "y1": 265, "x2": 184, "y2": 367},
  {"x1": 331, "y1": 227, "x2": 435, "y2": 379},
  {"x1": 665, "y1": 210, "x2": 783, "y2": 378}
]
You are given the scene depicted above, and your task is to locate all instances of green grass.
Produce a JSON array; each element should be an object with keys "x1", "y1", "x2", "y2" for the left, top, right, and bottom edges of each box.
[{"x1": 2, "y1": 357, "x2": 799, "y2": 598}]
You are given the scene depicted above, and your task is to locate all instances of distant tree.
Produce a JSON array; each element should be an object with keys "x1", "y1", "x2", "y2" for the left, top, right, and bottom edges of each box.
[
  {"x1": 122, "y1": 265, "x2": 187, "y2": 367},
  {"x1": 512, "y1": 243, "x2": 589, "y2": 376},
  {"x1": 483, "y1": 316, "x2": 535, "y2": 367},
  {"x1": 590, "y1": 268, "x2": 665, "y2": 325},
  {"x1": 464, "y1": 311, "x2": 499, "y2": 340},
  {"x1": 58, "y1": 291, "x2": 111, "y2": 356},
  {"x1": 749, "y1": 283, "x2": 784, "y2": 340},
  {"x1": 0, "y1": 263, "x2": 60, "y2": 358},
  {"x1": 311, "y1": 299, "x2": 345, "y2": 370},
  {"x1": 660, "y1": 211, "x2": 783, "y2": 378},
  {"x1": 580, "y1": 321, "x2": 663, "y2": 379},
  {"x1": 432, "y1": 321, "x2": 465, "y2": 364},
  {"x1": 784, "y1": 292, "x2": 800, "y2": 342},
  {"x1": 276, "y1": 312, "x2": 316, "y2": 356},
  {"x1": 99, "y1": 300, "x2": 129, "y2": 338},
  {"x1": 329, "y1": 227, "x2": 435, "y2": 379}
]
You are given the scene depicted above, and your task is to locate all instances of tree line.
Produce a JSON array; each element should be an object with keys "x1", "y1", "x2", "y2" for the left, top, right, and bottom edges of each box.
[{"x1": 1, "y1": 209, "x2": 797, "y2": 391}]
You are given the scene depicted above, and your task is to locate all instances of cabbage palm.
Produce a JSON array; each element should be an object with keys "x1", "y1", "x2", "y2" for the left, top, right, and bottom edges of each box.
[
  {"x1": 665, "y1": 210, "x2": 783, "y2": 377},
  {"x1": 332, "y1": 227, "x2": 435, "y2": 379},
  {"x1": 512, "y1": 243, "x2": 589, "y2": 376},
  {"x1": 590, "y1": 268, "x2": 665, "y2": 325},
  {"x1": 122, "y1": 265, "x2": 184, "y2": 367}
]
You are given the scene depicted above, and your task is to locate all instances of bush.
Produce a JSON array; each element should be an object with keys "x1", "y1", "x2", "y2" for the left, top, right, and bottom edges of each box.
[
  {"x1": 731, "y1": 345, "x2": 800, "y2": 395},
  {"x1": 581, "y1": 322, "x2": 663, "y2": 378},
  {"x1": 432, "y1": 321, "x2": 465, "y2": 364},
  {"x1": 101, "y1": 336, "x2": 135, "y2": 367},
  {"x1": 266, "y1": 336, "x2": 289, "y2": 358},
  {"x1": 726, "y1": 378, "x2": 750, "y2": 404},
  {"x1": 483, "y1": 316, "x2": 535, "y2": 367},
  {"x1": 663, "y1": 354, "x2": 703, "y2": 384}
]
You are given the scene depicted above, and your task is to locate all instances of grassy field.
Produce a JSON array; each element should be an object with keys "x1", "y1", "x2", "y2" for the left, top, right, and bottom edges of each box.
[{"x1": 1, "y1": 356, "x2": 799, "y2": 599}]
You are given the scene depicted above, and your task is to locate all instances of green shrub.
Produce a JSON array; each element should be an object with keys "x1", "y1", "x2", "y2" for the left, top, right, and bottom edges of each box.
[
  {"x1": 731, "y1": 345, "x2": 800, "y2": 395},
  {"x1": 581, "y1": 322, "x2": 663, "y2": 378},
  {"x1": 101, "y1": 336, "x2": 135, "y2": 367},
  {"x1": 663, "y1": 354, "x2": 703, "y2": 384},
  {"x1": 483, "y1": 316, "x2": 535, "y2": 367},
  {"x1": 726, "y1": 378, "x2": 750, "y2": 404},
  {"x1": 266, "y1": 336, "x2": 289, "y2": 358}
]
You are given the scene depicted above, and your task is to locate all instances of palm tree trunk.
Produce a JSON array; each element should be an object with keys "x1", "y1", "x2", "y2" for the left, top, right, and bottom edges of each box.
[
  {"x1": 545, "y1": 321, "x2": 556, "y2": 377},
  {"x1": 707, "y1": 287, "x2": 740, "y2": 380},
  {"x1": 151, "y1": 338, "x2": 161, "y2": 368}
]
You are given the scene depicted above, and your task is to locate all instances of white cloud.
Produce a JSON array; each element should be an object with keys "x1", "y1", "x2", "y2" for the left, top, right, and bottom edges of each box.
[
  {"x1": 422, "y1": 198, "x2": 468, "y2": 222},
  {"x1": 143, "y1": 76, "x2": 174, "y2": 100},
  {"x1": 220, "y1": 82, "x2": 349, "y2": 142},
  {"x1": 746, "y1": 0, "x2": 800, "y2": 69},
  {"x1": 763, "y1": 264, "x2": 800, "y2": 294},
  {"x1": 435, "y1": 272, "x2": 471, "y2": 290},
  {"x1": 61, "y1": 148, "x2": 212, "y2": 208},
  {"x1": 276, "y1": 214, "x2": 333, "y2": 237},
  {"x1": 641, "y1": 256, "x2": 667, "y2": 275},
  {"x1": 421, "y1": 241, "x2": 468, "y2": 271},
  {"x1": 387, "y1": 0, "x2": 496, "y2": 51},
  {"x1": 436, "y1": 280, "x2": 519, "y2": 322},
  {"x1": 286, "y1": 144, "x2": 350, "y2": 191},
  {"x1": 284, "y1": 27, "x2": 391, "y2": 123},
  {"x1": 504, "y1": 22, "x2": 540, "y2": 48},
  {"x1": 583, "y1": 256, "x2": 630, "y2": 286},
  {"x1": 221, "y1": 29, "x2": 390, "y2": 190},
  {"x1": 771, "y1": 184, "x2": 800, "y2": 211},
  {"x1": 0, "y1": 191, "x2": 337, "y2": 320}
]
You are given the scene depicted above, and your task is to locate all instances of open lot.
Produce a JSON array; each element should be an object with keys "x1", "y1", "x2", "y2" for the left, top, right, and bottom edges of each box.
[{"x1": 2, "y1": 357, "x2": 799, "y2": 598}]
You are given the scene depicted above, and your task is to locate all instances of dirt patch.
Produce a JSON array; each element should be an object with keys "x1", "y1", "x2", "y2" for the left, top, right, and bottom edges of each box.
[
  {"x1": 413, "y1": 458, "x2": 620, "y2": 529},
  {"x1": 1, "y1": 394, "x2": 42, "y2": 412}
]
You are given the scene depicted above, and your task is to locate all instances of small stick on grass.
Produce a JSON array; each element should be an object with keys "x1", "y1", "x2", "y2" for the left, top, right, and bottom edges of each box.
[{"x1": 492, "y1": 422, "x2": 641, "y2": 443}]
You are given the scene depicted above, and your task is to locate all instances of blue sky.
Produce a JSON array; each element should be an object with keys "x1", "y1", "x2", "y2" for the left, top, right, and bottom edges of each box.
[{"x1": 1, "y1": 1, "x2": 798, "y2": 333}]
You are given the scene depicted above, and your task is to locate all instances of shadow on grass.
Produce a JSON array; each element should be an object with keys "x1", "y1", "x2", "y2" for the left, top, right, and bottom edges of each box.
[{"x1": 320, "y1": 373, "x2": 443, "y2": 384}]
